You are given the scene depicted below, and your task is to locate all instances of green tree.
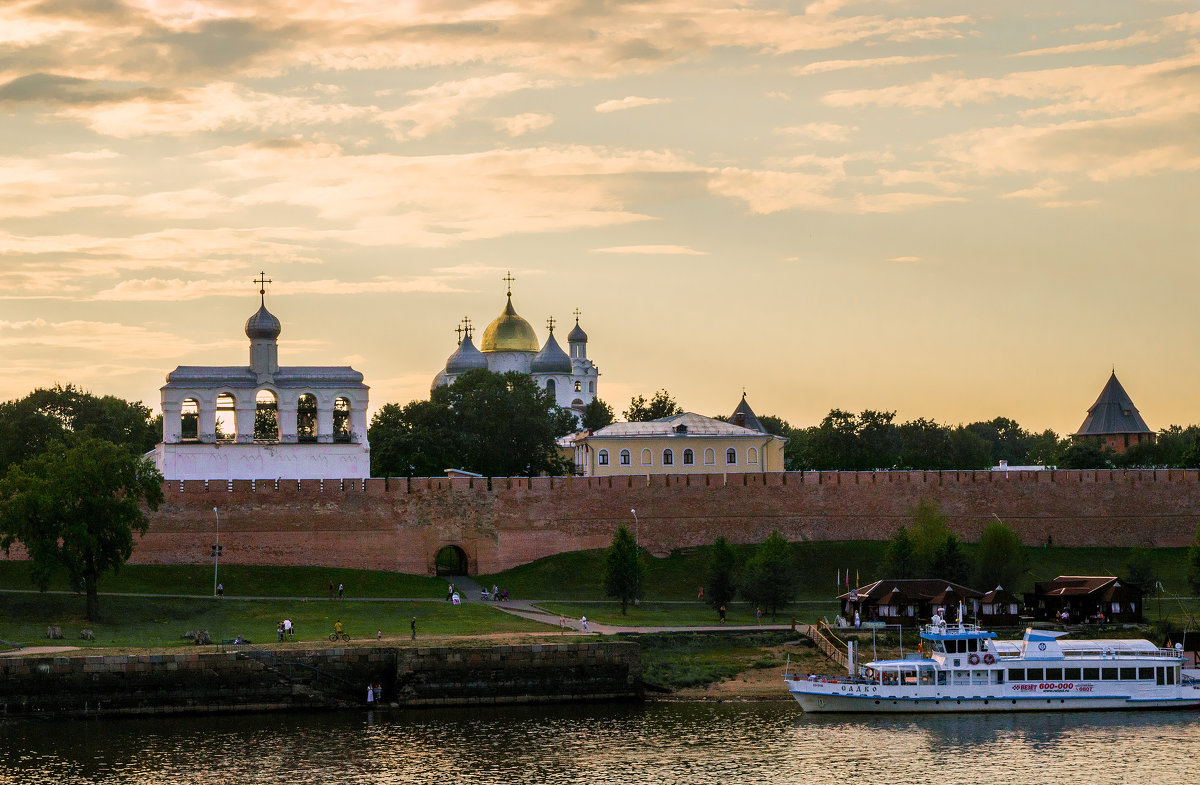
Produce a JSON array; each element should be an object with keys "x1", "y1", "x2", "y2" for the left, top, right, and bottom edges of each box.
[
  {"x1": 0, "y1": 384, "x2": 160, "y2": 470},
  {"x1": 740, "y1": 530, "x2": 797, "y2": 621},
  {"x1": 910, "y1": 499, "x2": 952, "y2": 575},
  {"x1": 0, "y1": 436, "x2": 164, "y2": 621},
  {"x1": 623, "y1": 389, "x2": 683, "y2": 422},
  {"x1": 1188, "y1": 525, "x2": 1200, "y2": 594},
  {"x1": 1123, "y1": 548, "x2": 1158, "y2": 597},
  {"x1": 368, "y1": 369, "x2": 577, "y2": 477},
  {"x1": 581, "y1": 398, "x2": 615, "y2": 431},
  {"x1": 603, "y1": 524, "x2": 643, "y2": 614},
  {"x1": 975, "y1": 519, "x2": 1025, "y2": 591},
  {"x1": 704, "y1": 537, "x2": 738, "y2": 615},
  {"x1": 880, "y1": 526, "x2": 915, "y2": 578},
  {"x1": 1058, "y1": 439, "x2": 1114, "y2": 469},
  {"x1": 896, "y1": 418, "x2": 953, "y2": 470}
]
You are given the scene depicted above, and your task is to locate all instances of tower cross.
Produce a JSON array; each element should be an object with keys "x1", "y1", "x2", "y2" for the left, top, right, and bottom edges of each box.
[
  {"x1": 503, "y1": 271, "x2": 515, "y2": 296},
  {"x1": 255, "y1": 271, "x2": 272, "y2": 305},
  {"x1": 464, "y1": 316, "x2": 473, "y2": 339},
  {"x1": 455, "y1": 322, "x2": 464, "y2": 344},
  {"x1": 546, "y1": 316, "x2": 556, "y2": 333},
  {"x1": 573, "y1": 308, "x2": 581, "y2": 322}
]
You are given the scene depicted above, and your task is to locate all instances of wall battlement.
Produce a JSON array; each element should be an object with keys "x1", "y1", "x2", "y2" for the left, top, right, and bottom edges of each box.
[
  {"x1": 89, "y1": 469, "x2": 1196, "y2": 576},
  {"x1": 4, "y1": 471, "x2": 1195, "y2": 575}
]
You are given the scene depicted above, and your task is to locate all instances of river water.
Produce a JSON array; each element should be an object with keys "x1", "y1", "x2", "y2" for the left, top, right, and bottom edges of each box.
[{"x1": 3, "y1": 701, "x2": 1197, "y2": 784}]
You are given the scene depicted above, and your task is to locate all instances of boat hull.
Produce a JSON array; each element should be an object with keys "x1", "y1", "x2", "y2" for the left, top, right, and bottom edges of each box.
[{"x1": 787, "y1": 682, "x2": 1200, "y2": 713}]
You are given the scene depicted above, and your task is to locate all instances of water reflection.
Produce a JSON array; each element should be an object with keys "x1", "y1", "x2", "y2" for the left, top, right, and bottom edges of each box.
[{"x1": 2, "y1": 702, "x2": 1199, "y2": 784}]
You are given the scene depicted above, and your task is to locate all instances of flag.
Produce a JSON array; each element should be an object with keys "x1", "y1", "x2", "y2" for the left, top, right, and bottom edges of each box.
[{"x1": 836, "y1": 569, "x2": 840, "y2": 590}]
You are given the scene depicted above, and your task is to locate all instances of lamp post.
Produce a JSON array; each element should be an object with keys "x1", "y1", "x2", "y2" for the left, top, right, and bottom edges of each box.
[
  {"x1": 630, "y1": 508, "x2": 639, "y2": 548},
  {"x1": 212, "y1": 506, "x2": 221, "y2": 597}
]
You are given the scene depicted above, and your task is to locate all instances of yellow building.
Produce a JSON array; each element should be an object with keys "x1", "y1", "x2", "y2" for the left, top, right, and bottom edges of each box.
[{"x1": 574, "y1": 395, "x2": 787, "y2": 476}]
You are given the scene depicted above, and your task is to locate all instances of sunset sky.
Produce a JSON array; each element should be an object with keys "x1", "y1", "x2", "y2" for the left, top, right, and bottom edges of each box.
[{"x1": 1, "y1": 0, "x2": 1197, "y2": 435}]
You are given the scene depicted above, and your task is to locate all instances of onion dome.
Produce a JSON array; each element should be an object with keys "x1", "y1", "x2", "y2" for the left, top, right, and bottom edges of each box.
[
  {"x1": 567, "y1": 317, "x2": 588, "y2": 344},
  {"x1": 431, "y1": 368, "x2": 448, "y2": 390},
  {"x1": 245, "y1": 303, "x2": 281, "y2": 340},
  {"x1": 531, "y1": 331, "x2": 572, "y2": 373},
  {"x1": 446, "y1": 334, "x2": 488, "y2": 374},
  {"x1": 480, "y1": 295, "x2": 539, "y2": 353}
]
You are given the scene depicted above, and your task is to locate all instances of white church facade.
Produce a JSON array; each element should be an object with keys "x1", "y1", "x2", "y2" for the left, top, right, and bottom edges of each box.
[
  {"x1": 432, "y1": 276, "x2": 599, "y2": 419},
  {"x1": 154, "y1": 279, "x2": 370, "y2": 480}
]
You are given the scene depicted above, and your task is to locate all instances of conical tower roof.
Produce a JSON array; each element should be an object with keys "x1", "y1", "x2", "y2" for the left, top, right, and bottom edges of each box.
[
  {"x1": 730, "y1": 393, "x2": 766, "y2": 433},
  {"x1": 480, "y1": 295, "x2": 538, "y2": 353},
  {"x1": 531, "y1": 330, "x2": 572, "y2": 373},
  {"x1": 1075, "y1": 372, "x2": 1153, "y2": 436},
  {"x1": 446, "y1": 334, "x2": 488, "y2": 374}
]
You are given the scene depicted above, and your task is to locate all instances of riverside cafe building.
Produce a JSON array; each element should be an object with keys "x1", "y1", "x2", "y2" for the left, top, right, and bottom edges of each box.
[{"x1": 839, "y1": 579, "x2": 984, "y2": 628}]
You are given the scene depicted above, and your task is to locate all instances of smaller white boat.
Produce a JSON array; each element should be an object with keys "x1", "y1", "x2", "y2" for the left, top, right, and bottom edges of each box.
[{"x1": 785, "y1": 612, "x2": 1200, "y2": 713}]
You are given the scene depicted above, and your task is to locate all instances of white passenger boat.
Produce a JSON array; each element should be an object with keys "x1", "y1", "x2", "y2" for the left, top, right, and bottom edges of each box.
[{"x1": 785, "y1": 615, "x2": 1200, "y2": 713}]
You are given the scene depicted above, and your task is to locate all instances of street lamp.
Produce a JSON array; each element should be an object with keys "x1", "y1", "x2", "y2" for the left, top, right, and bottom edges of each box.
[
  {"x1": 212, "y1": 506, "x2": 222, "y2": 597},
  {"x1": 630, "y1": 508, "x2": 639, "y2": 548}
]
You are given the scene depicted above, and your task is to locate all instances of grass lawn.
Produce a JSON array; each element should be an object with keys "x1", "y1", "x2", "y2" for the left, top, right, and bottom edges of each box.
[
  {"x1": 0, "y1": 562, "x2": 446, "y2": 599},
  {"x1": 631, "y1": 631, "x2": 802, "y2": 689},
  {"x1": 535, "y1": 601, "x2": 837, "y2": 627},
  {"x1": 0, "y1": 594, "x2": 549, "y2": 649}
]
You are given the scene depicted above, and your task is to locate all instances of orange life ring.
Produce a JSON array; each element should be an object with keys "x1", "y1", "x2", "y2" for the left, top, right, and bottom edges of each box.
[
  {"x1": 983, "y1": 653, "x2": 995, "y2": 665},
  {"x1": 968, "y1": 653, "x2": 981, "y2": 665}
]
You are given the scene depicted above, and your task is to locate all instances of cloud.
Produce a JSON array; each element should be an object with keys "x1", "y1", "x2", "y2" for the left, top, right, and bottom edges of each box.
[
  {"x1": 493, "y1": 112, "x2": 555, "y2": 137},
  {"x1": 205, "y1": 141, "x2": 701, "y2": 247},
  {"x1": 708, "y1": 165, "x2": 964, "y2": 214},
  {"x1": 886, "y1": 256, "x2": 920, "y2": 263},
  {"x1": 380, "y1": 73, "x2": 555, "y2": 140},
  {"x1": 794, "y1": 54, "x2": 953, "y2": 75},
  {"x1": 0, "y1": 318, "x2": 233, "y2": 359},
  {"x1": 777, "y1": 122, "x2": 858, "y2": 142},
  {"x1": 594, "y1": 96, "x2": 672, "y2": 113},
  {"x1": 0, "y1": 73, "x2": 174, "y2": 105},
  {"x1": 591, "y1": 245, "x2": 707, "y2": 255},
  {"x1": 91, "y1": 274, "x2": 472, "y2": 302},
  {"x1": 1012, "y1": 30, "x2": 1158, "y2": 58}
]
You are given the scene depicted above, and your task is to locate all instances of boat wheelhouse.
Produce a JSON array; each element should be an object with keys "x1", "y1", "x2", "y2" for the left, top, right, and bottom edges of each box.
[{"x1": 785, "y1": 615, "x2": 1200, "y2": 713}]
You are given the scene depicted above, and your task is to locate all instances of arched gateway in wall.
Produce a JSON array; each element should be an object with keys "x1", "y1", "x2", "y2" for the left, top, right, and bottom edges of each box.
[{"x1": 434, "y1": 545, "x2": 469, "y2": 576}]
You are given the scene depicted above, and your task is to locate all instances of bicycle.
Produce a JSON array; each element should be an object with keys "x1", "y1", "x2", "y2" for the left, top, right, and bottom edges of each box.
[{"x1": 328, "y1": 632, "x2": 349, "y2": 642}]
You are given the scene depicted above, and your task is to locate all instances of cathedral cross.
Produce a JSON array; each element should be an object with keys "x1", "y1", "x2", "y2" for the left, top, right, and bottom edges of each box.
[
  {"x1": 573, "y1": 308, "x2": 581, "y2": 322},
  {"x1": 503, "y1": 271, "x2": 515, "y2": 296},
  {"x1": 464, "y1": 316, "x2": 473, "y2": 339},
  {"x1": 455, "y1": 322, "x2": 464, "y2": 344},
  {"x1": 255, "y1": 271, "x2": 272, "y2": 305},
  {"x1": 546, "y1": 316, "x2": 556, "y2": 333}
]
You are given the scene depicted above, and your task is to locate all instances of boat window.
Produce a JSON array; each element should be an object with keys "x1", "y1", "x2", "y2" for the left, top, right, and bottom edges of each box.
[
  {"x1": 937, "y1": 671, "x2": 948, "y2": 686},
  {"x1": 1102, "y1": 668, "x2": 1118, "y2": 681},
  {"x1": 1008, "y1": 669, "x2": 1024, "y2": 681},
  {"x1": 1065, "y1": 668, "x2": 1081, "y2": 681},
  {"x1": 882, "y1": 670, "x2": 898, "y2": 685},
  {"x1": 1168, "y1": 667, "x2": 1177, "y2": 685},
  {"x1": 1157, "y1": 667, "x2": 1165, "y2": 686},
  {"x1": 1138, "y1": 667, "x2": 1155, "y2": 681},
  {"x1": 967, "y1": 639, "x2": 977, "y2": 653},
  {"x1": 919, "y1": 670, "x2": 934, "y2": 686},
  {"x1": 1119, "y1": 667, "x2": 1136, "y2": 681},
  {"x1": 901, "y1": 669, "x2": 918, "y2": 686},
  {"x1": 990, "y1": 670, "x2": 1004, "y2": 685},
  {"x1": 1045, "y1": 668, "x2": 1063, "y2": 681},
  {"x1": 1026, "y1": 668, "x2": 1043, "y2": 681},
  {"x1": 1083, "y1": 667, "x2": 1099, "y2": 680}
]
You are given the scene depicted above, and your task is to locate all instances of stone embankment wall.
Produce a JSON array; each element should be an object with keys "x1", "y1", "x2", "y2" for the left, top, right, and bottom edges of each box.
[
  {"x1": 89, "y1": 470, "x2": 1200, "y2": 575},
  {"x1": 0, "y1": 642, "x2": 641, "y2": 717}
]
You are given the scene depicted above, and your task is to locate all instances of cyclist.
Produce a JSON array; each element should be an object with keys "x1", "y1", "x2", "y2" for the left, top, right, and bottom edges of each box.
[{"x1": 334, "y1": 620, "x2": 344, "y2": 637}]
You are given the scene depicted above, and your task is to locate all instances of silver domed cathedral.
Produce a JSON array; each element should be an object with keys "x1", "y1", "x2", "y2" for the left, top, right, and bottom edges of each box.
[{"x1": 433, "y1": 274, "x2": 599, "y2": 422}]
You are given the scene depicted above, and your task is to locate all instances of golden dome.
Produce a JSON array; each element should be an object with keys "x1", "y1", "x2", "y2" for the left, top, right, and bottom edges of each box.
[{"x1": 480, "y1": 296, "x2": 539, "y2": 352}]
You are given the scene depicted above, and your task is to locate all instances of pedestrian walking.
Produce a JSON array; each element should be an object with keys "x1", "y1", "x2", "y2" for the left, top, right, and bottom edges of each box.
[
  {"x1": 277, "y1": 621, "x2": 284, "y2": 641},
  {"x1": 284, "y1": 619, "x2": 293, "y2": 638},
  {"x1": 446, "y1": 583, "x2": 454, "y2": 602},
  {"x1": 719, "y1": 604, "x2": 726, "y2": 623},
  {"x1": 338, "y1": 583, "x2": 344, "y2": 599},
  {"x1": 328, "y1": 581, "x2": 334, "y2": 599},
  {"x1": 580, "y1": 615, "x2": 588, "y2": 632},
  {"x1": 697, "y1": 586, "x2": 704, "y2": 601},
  {"x1": 367, "y1": 684, "x2": 374, "y2": 705},
  {"x1": 377, "y1": 627, "x2": 382, "y2": 641},
  {"x1": 560, "y1": 616, "x2": 567, "y2": 634},
  {"x1": 411, "y1": 617, "x2": 417, "y2": 640},
  {"x1": 373, "y1": 684, "x2": 382, "y2": 703},
  {"x1": 216, "y1": 583, "x2": 223, "y2": 597},
  {"x1": 756, "y1": 606, "x2": 762, "y2": 624}
]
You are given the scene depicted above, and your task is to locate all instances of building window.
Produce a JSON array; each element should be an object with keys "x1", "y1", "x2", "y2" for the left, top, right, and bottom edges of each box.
[
  {"x1": 297, "y1": 393, "x2": 317, "y2": 443},
  {"x1": 640, "y1": 448, "x2": 652, "y2": 466},
  {"x1": 333, "y1": 397, "x2": 351, "y2": 443},
  {"x1": 215, "y1": 392, "x2": 236, "y2": 442},
  {"x1": 180, "y1": 398, "x2": 199, "y2": 441},
  {"x1": 574, "y1": 380, "x2": 582, "y2": 392},
  {"x1": 663, "y1": 449, "x2": 673, "y2": 466},
  {"x1": 726, "y1": 448, "x2": 737, "y2": 465},
  {"x1": 704, "y1": 448, "x2": 715, "y2": 465},
  {"x1": 598, "y1": 449, "x2": 609, "y2": 466},
  {"x1": 620, "y1": 449, "x2": 631, "y2": 466},
  {"x1": 255, "y1": 389, "x2": 279, "y2": 442},
  {"x1": 546, "y1": 378, "x2": 556, "y2": 396},
  {"x1": 589, "y1": 381, "x2": 595, "y2": 393},
  {"x1": 748, "y1": 447, "x2": 758, "y2": 464},
  {"x1": 683, "y1": 449, "x2": 694, "y2": 465}
]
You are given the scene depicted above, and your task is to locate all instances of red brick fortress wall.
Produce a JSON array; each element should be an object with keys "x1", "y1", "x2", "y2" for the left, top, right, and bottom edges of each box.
[{"x1": 106, "y1": 469, "x2": 1200, "y2": 576}]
